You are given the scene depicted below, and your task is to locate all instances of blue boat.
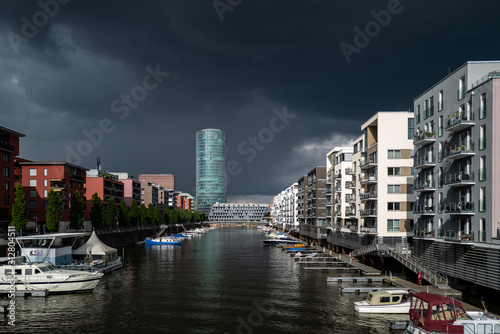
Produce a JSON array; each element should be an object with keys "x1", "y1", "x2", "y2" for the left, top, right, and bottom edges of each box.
[
  {"x1": 171, "y1": 233, "x2": 192, "y2": 239},
  {"x1": 145, "y1": 237, "x2": 182, "y2": 245}
]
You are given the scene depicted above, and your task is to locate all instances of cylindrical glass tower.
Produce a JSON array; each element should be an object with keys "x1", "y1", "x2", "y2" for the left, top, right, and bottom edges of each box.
[{"x1": 196, "y1": 129, "x2": 227, "y2": 215}]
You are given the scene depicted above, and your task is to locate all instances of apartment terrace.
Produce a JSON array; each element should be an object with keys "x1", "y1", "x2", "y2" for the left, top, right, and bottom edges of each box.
[
  {"x1": 445, "y1": 111, "x2": 475, "y2": 132},
  {"x1": 414, "y1": 132, "x2": 436, "y2": 146}
]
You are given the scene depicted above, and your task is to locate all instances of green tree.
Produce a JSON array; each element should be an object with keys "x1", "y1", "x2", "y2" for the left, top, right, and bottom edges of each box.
[
  {"x1": 90, "y1": 193, "x2": 103, "y2": 230},
  {"x1": 147, "y1": 203, "x2": 154, "y2": 224},
  {"x1": 171, "y1": 209, "x2": 180, "y2": 224},
  {"x1": 154, "y1": 206, "x2": 161, "y2": 224},
  {"x1": 11, "y1": 183, "x2": 28, "y2": 233},
  {"x1": 192, "y1": 210, "x2": 201, "y2": 222},
  {"x1": 164, "y1": 207, "x2": 171, "y2": 224},
  {"x1": 46, "y1": 190, "x2": 61, "y2": 232},
  {"x1": 139, "y1": 204, "x2": 148, "y2": 225},
  {"x1": 118, "y1": 199, "x2": 129, "y2": 225},
  {"x1": 105, "y1": 198, "x2": 117, "y2": 228},
  {"x1": 129, "y1": 199, "x2": 139, "y2": 226},
  {"x1": 69, "y1": 190, "x2": 84, "y2": 229}
]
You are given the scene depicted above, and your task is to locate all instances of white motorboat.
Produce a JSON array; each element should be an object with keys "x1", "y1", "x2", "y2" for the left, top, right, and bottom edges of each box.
[
  {"x1": 0, "y1": 261, "x2": 103, "y2": 294},
  {"x1": 354, "y1": 289, "x2": 411, "y2": 313}
]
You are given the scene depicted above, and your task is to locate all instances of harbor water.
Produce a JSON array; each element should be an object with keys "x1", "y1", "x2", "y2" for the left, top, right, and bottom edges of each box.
[{"x1": 1, "y1": 227, "x2": 409, "y2": 333}]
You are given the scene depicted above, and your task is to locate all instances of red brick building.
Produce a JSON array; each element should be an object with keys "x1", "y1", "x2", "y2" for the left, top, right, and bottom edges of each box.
[
  {"x1": 85, "y1": 170, "x2": 124, "y2": 208},
  {"x1": 0, "y1": 126, "x2": 25, "y2": 229},
  {"x1": 138, "y1": 174, "x2": 175, "y2": 190},
  {"x1": 19, "y1": 161, "x2": 88, "y2": 226}
]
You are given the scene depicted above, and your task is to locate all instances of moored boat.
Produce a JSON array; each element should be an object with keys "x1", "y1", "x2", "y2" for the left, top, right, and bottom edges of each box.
[
  {"x1": 354, "y1": 289, "x2": 411, "y2": 313},
  {"x1": 0, "y1": 261, "x2": 103, "y2": 294},
  {"x1": 404, "y1": 292, "x2": 500, "y2": 333},
  {"x1": 145, "y1": 237, "x2": 182, "y2": 245}
]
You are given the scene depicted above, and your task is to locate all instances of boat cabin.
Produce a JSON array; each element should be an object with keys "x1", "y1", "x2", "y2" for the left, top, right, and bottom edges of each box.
[
  {"x1": 409, "y1": 292, "x2": 471, "y2": 333},
  {"x1": 366, "y1": 289, "x2": 410, "y2": 305}
]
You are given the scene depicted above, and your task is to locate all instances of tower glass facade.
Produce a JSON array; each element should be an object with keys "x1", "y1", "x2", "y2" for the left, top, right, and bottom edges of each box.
[{"x1": 196, "y1": 129, "x2": 227, "y2": 215}]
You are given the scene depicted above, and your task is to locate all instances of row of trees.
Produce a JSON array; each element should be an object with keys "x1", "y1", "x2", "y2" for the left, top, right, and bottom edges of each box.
[{"x1": 11, "y1": 184, "x2": 205, "y2": 232}]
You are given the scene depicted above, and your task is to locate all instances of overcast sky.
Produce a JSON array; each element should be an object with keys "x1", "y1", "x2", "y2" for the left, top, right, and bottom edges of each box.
[{"x1": 1, "y1": 0, "x2": 500, "y2": 204}]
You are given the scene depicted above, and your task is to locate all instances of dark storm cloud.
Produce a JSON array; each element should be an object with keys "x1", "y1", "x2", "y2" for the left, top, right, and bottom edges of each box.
[{"x1": 1, "y1": 0, "x2": 500, "y2": 203}]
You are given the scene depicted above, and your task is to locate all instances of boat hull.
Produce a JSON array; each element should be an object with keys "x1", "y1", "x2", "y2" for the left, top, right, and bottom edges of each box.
[
  {"x1": 354, "y1": 301, "x2": 411, "y2": 313},
  {"x1": 263, "y1": 239, "x2": 300, "y2": 245},
  {"x1": 145, "y1": 238, "x2": 181, "y2": 245}
]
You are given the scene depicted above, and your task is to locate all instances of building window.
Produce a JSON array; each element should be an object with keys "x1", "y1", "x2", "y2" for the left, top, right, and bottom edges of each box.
[
  {"x1": 388, "y1": 202, "x2": 401, "y2": 211},
  {"x1": 479, "y1": 156, "x2": 486, "y2": 181},
  {"x1": 388, "y1": 167, "x2": 401, "y2": 176},
  {"x1": 29, "y1": 190, "x2": 37, "y2": 198},
  {"x1": 44, "y1": 168, "x2": 48, "y2": 176},
  {"x1": 388, "y1": 185, "x2": 401, "y2": 193},
  {"x1": 3, "y1": 167, "x2": 8, "y2": 177},
  {"x1": 438, "y1": 90, "x2": 443, "y2": 111},
  {"x1": 44, "y1": 179, "x2": 47, "y2": 187},
  {"x1": 438, "y1": 116, "x2": 443, "y2": 137},
  {"x1": 480, "y1": 93, "x2": 487, "y2": 119},
  {"x1": 458, "y1": 76, "x2": 466, "y2": 100},
  {"x1": 408, "y1": 118, "x2": 414, "y2": 140},
  {"x1": 479, "y1": 125, "x2": 486, "y2": 150},
  {"x1": 3, "y1": 195, "x2": 9, "y2": 205},
  {"x1": 3, "y1": 181, "x2": 9, "y2": 191},
  {"x1": 416, "y1": 105, "x2": 421, "y2": 124},
  {"x1": 388, "y1": 150, "x2": 401, "y2": 159},
  {"x1": 429, "y1": 96, "x2": 434, "y2": 117},
  {"x1": 388, "y1": 219, "x2": 401, "y2": 232},
  {"x1": 44, "y1": 189, "x2": 47, "y2": 198},
  {"x1": 3, "y1": 153, "x2": 9, "y2": 163},
  {"x1": 29, "y1": 179, "x2": 37, "y2": 187},
  {"x1": 29, "y1": 168, "x2": 37, "y2": 176},
  {"x1": 29, "y1": 201, "x2": 37, "y2": 208}
]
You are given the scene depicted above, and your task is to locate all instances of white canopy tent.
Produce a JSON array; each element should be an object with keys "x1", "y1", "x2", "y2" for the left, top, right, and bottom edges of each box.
[{"x1": 73, "y1": 231, "x2": 117, "y2": 261}]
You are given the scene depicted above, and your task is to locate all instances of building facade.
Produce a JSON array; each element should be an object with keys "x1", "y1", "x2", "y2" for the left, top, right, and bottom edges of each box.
[
  {"x1": 111, "y1": 172, "x2": 141, "y2": 207},
  {"x1": 138, "y1": 174, "x2": 175, "y2": 190},
  {"x1": 196, "y1": 129, "x2": 227, "y2": 215},
  {"x1": 0, "y1": 126, "x2": 24, "y2": 227},
  {"x1": 412, "y1": 61, "x2": 500, "y2": 291},
  {"x1": 209, "y1": 203, "x2": 268, "y2": 222},
  {"x1": 86, "y1": 169, "x2": 124, "y2": 206},
  {"x1": 271, "y1": 183, "x2": 298, "y2": 228},
  {"x1": 20, "y1": 161, "x2": 88, "y2": 230}
]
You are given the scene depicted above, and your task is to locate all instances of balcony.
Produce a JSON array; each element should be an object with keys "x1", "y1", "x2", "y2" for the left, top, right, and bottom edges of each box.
[
  {"x1": 414, "y1": 154, "x2": 436, "y2": 169},
  {"x1": 0, "y1": 141, "x2": 14, "y2": 152},
  {"x1": 345, "y1": 207, "x2": 355, "y2": 216},
  {"x1": 325, "y1": 201, "x2": 331, "y2": 207},
  {"x1": 443, "y1": 230, "x2": 475, "y2": 243},
  {"x1": 345, "y1": 167, "x2": 355, "y2": 175},
  {"x1": 446, "y1": 112, "x2": 474, "y2": 132},
  {"x1": 334, "y1": 185, "x2": 342, "y2": 193},
  {"x1": 414, "y1": 132, "x2": 436, "y2": 146},
  {"x1": 360, "y1": 208, "x2": 377, "y2": 217},
  {"x1": 414, "y1": 204, "x2": 435, "y2": 216},
  {"x1": 444, "y1": 201, "x2": 474, "y2": 214},
  {"x1": 414, "y1": 179, "x2": 435, "y2": 192},
  {"x1": 359, "y1": 226, "x2": 377, "y2": 234},
  {"x1": 360, "y1": 156, "x2": 377, "y2": 169},
  {"x1": 349, "y1": 224, "x2": 358, "y2": 232},
  {"x1": 345, "y1": 194, "x2": 356, "y2": 203},
  {"x1": 360, "y1": 174, "x2": 377, "y2": 185},
  {"x1": 444, "y1": 140, "x2": 475, "y2": 160},
  {"x1": 345, "y1": 181, "x2": 356, "y2": 189},
  {"x1": 322, "y1": 178, "x2": 332, "y2": 185},
  {"x1": 334, "y1": 172, "x2": 342, "y2": 180},
  {"x1": 322, "y1": 188, "x2": 332, "y2": 196},
  {"x1": 360, "y1": 191, "x2": 377, "y2": 201},
  {"x1": 445, "y1": 172, "x2": 474, "y2": 187}
]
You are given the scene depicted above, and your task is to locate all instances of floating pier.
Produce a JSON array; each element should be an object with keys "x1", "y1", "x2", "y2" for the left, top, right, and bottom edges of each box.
[{"x1": 304, "y1": 267, "x2": 360, "y2": 273}]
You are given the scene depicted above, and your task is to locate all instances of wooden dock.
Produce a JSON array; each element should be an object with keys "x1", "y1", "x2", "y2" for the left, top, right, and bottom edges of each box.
[{"x1": 304, "y1": 267, "x2": 360, "y2": 273}]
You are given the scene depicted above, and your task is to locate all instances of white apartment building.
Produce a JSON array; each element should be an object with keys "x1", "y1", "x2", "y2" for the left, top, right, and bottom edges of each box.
[
  {"x1": 271, "y1": 183, "x2": 298, "y2": 228},
  {"x1": 328, "y1": 112, "x2": 415, "y2": 250}
]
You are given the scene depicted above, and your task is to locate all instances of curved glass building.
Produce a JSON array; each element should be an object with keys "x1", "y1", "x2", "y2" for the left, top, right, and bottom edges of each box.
[{"x1": 196, "y1": 129, "x2": 227, "y2": 215}]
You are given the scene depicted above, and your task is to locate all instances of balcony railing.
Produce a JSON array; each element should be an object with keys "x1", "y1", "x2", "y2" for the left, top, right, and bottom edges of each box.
[
  {"x1": 414, "y1": 154, "x2": 436, "y2": 168},
  {"x1": 444, "y1": 171, "x2": 474, "y2": 186},
  {"x1": 360, "y1": 174, "x2": 377, "y2": 184},
  {"x1": 345, "y1": 167, "x2": 355, "y2": 175},
  {"x1": 414, "y1": 132, "x2": 436, "y2": 145},
  {"x1": 446, "y1": 111, "x2": 474, "y2": 131},
  {"x1": 360, "y1": 156, "x2": 377, "y2": 168},
  {"x1": 444, "y1": 201, "x2": 474, "y2": 213},
  {"x1": 414, "y1": 179, "x2": 435, "y2": 191},
  {"x1": 345, "y1": 207, "x2": 355, "y2": 215},
  {"x1": 414, "y1": 204, "x2": 435, "y2": 215},
  {"x1": 360, "y1": 191, "x2": 377, "y2": 200},
  {"x1": 360, "y1": 208, "x2": 377, "y2": 216},
  {"x1": 0, "y1": 142, "x2": 14, "y2": 151},
  {"x1": 345, "y1": 181, "x2": 356, "y2": 188},
  {"x1": 359, "y1": 226, "x2": 377, "y2": 234},
  {"x1": 444, "y1": 140, "x2": 475, "y2": 159},
  {"x1": 345, "y1": 194, "x2": 356, "y2": 202}
]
